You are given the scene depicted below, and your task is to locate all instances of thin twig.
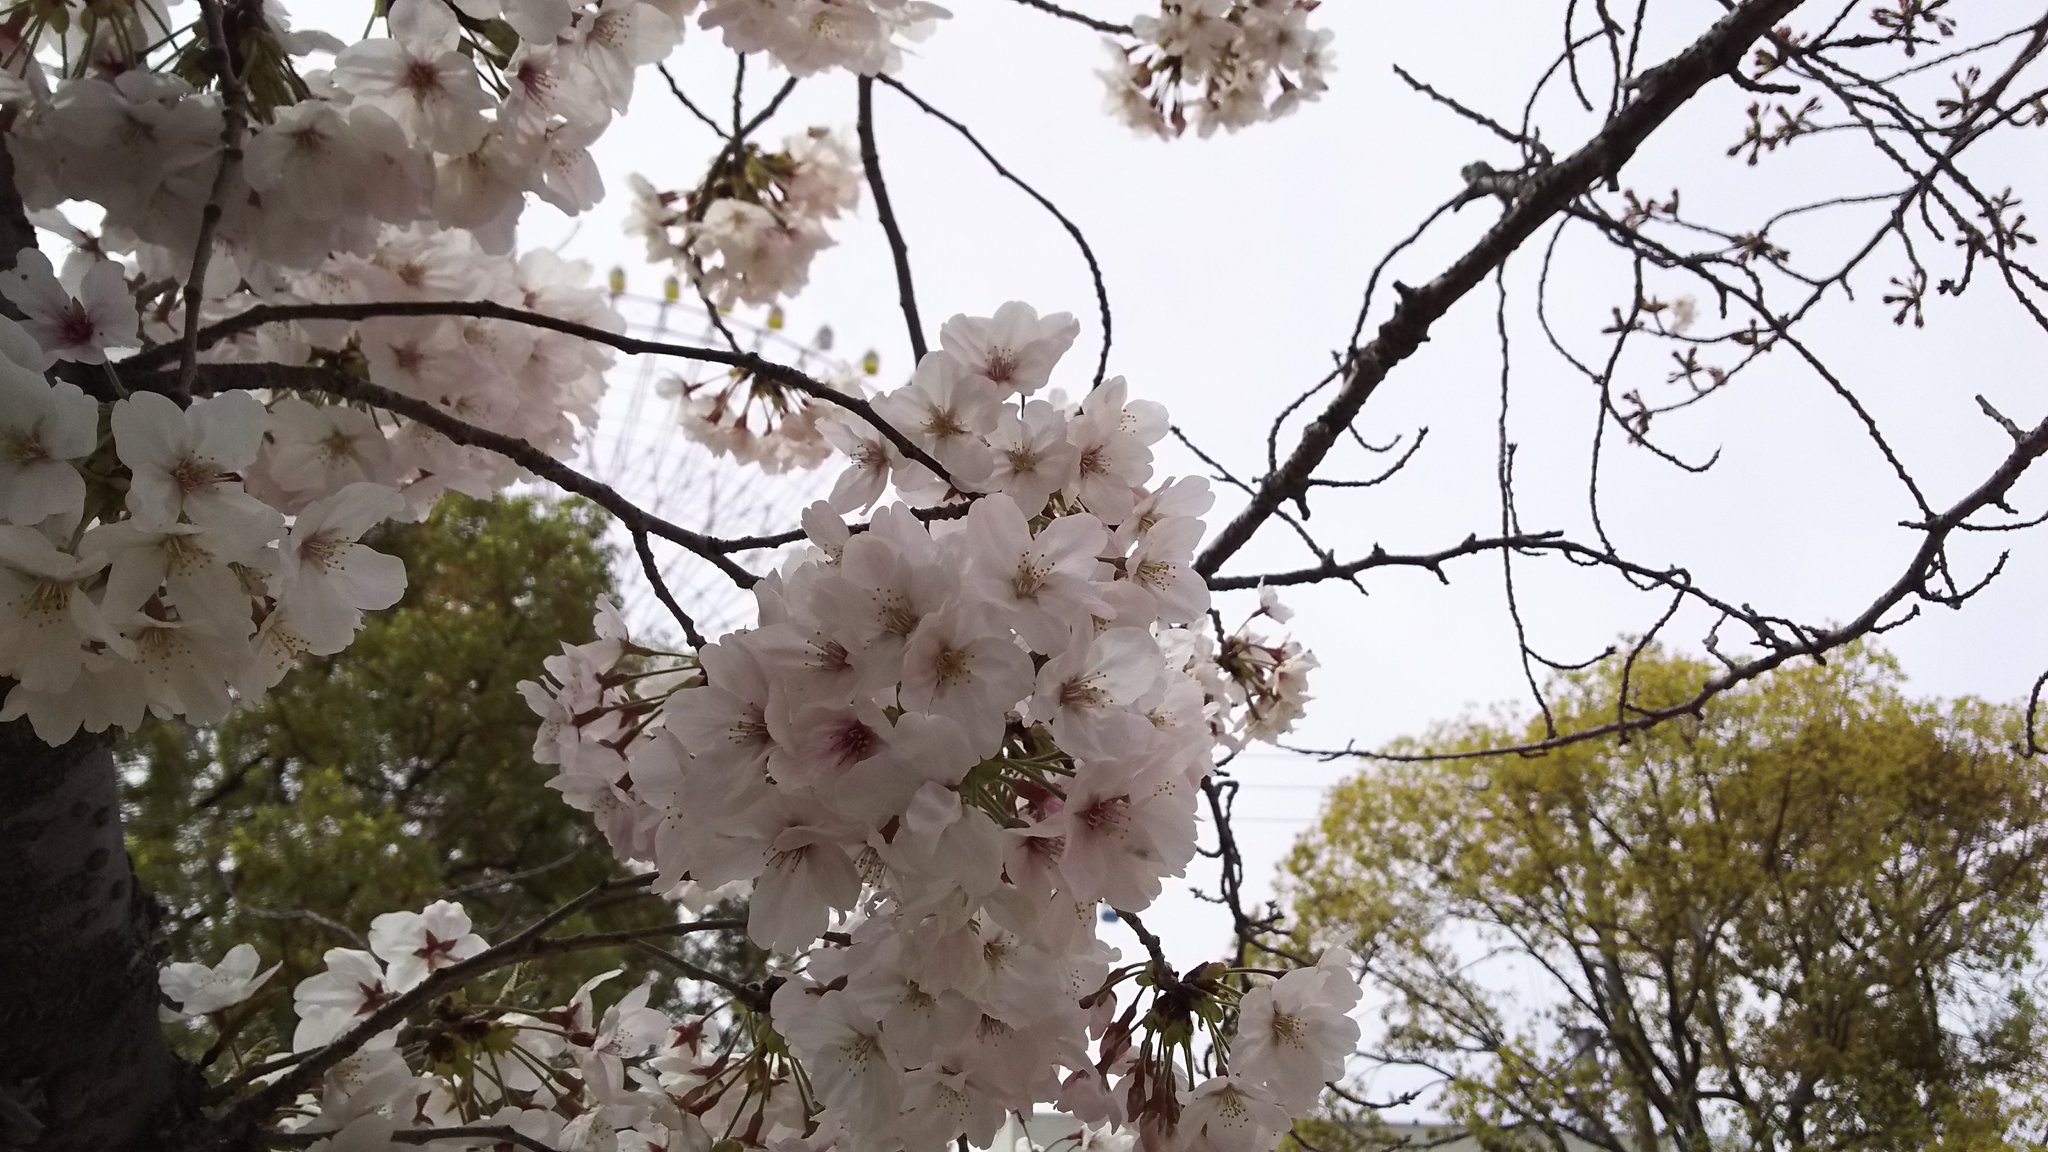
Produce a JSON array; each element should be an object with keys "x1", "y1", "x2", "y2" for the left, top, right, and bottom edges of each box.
[
  {"x1": 1196, "y1": 0, "x2": 1808, "y2": 578},
  {"x1": 876, "y1": 74, "x2": 1114, "y2": 389},
  {"x1": 857, "y1": 76, "x2": 927, "y2": 363},
  {"x1": 117, "y1": 298, "x2": 956, "y2": 487},
  {"x1": 176, "y1": 0, "x2": 249, "y2": 401},
  {"x1": 154, "y1": 359, "x2": 763, "y2": 588},
  {"x1": 1291, "y1": 412, "x2": 2048, "y2": 762},
  {"x1": 1004, "y1": 0, "x2": 1132, "y2": 36},
  {"x1": 658, "y1": 63, "x2": 728, "y2": 138},
  {"x1": 221, "y1": 874, "x2": 738, "y2": 1137}
]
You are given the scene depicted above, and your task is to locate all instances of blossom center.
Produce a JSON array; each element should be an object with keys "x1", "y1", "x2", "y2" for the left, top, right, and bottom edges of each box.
[
  {"x1": 320, "y1": 428, "x2": 360, "y2": 465},
  {"x1": 414, "y1": 930, "x2": 460, "y2": 966},
  {"x1": 921, "y1": 407, "x2": 968, "y2": 440},
  {"x1": 300, "y1": 530, "x2": 344, "y2": 572},
  {"x1": 55, "y1": 302, "x2": 97, "y2": 349},
  {"x1": 1012, "y1": 557, "x2": 1049, "y2": 599},
  {"x1": 1059, "y1": 675, "x2": 1105, "y2": 709},
  {"x1": 1270, "y1": 1010, "x2": 1305, "y2": 1048},
  {"x1": 932, "y1": 645, "x2": 971, "y2": 687},
  {"x1": 171, "y1": 453, "x2": 218, "y2": 495},
  {"x1": 1078, "y1": 795, "x2": 1129, "y2": 836},
  {"x1": 29, "y1": 578, "x2": 70, "y2": 615},
  {"x1": 402, "y1": 58, "x2": 445, "y2": 99},
  {"x1": 877, "y1": 594, "x2": 918, "y2": 637},
  {"x1": 2, "y1": 430, "x2": 46, "y2": 465},
  {"x1": 355, "y1": 979, "x2": 394, "y2": 1015},
  {"x1": 823, "y1": 717, "x2": 881, "y2": 768}
]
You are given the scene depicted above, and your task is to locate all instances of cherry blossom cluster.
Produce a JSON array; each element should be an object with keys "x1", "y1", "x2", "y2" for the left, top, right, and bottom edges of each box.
[
  {"x1": 508, "y1": 302, "x2": 1341, "y2": 1151},
  {"x1": 661, "y1": 361, "x2": 866, "y2": 472},
  {"x1": 700, "y1": 0, "x2": 950, "y2": 76},
  {"x1": 629, "y1": 128, "x2": 864, "y2": 310},
  {"x1": 161, "y1": 900, "x2": 732, "y2": 1149},
  {"x1": 158, "y1": 898, "x2": 1357, "y2": 1152},
  {"x1": 1178, "y1": 588, "x2": 1317, "y2": 749},
  {"x1": 0, "y1": 234, "x2": 615, "y2": 742},
  {"x1": 6, "y1": 0, "x2": 941, "y2": 305},
  {"x1": 11, "y1": 0, "x2": 674, "y2": 282},
  {"x1": 1101, "y1": 1, "x2": 1334, "y2": 138}
]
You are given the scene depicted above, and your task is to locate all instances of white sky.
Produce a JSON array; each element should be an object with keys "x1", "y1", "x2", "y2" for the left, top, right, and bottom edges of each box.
[{"x1": 277, "y1": 0, "x2": 2048, "y2": 1116}]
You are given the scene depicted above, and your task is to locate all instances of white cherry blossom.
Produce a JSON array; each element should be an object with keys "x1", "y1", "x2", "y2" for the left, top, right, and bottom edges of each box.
[
  {"x1": 0, "y1": 368, "x2": 97, "y2": 526},
  {"x1": 273, "y1": 482, "x2": 409, "y2": 654},
  {"x1": 0, "y1": 248, "x2": 137, "y2": 364},
  {"x1": 368, "y1": 900, "x2": 488, "y2": 991},
  {"x1": 158, "y1": 943, "x2": 280, "y2": 1018}
]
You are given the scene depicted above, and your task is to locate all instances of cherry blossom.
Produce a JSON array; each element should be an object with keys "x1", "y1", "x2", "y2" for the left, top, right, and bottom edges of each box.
[
  {"x1": 0, "y1": 526, "x2": 124, "y2": 696},
  {"x1": 0, "y1": 247, "x2": 137, "y2": 364},
  {"x1": 1106, "y1": 2, "x2": 1334, "y2": 137},
  {"x1": 331, "y1": 0, "x2": 495, "y2": 155},
  {"x1": 111, "y1": 390, "x2": 273, "y2": 528},
  {"x1": 0, "y1": 365, "x2": 97, "y2": 526},
  {"x1": 158, "y1": 943, "x2": 280, "y2": 1019},
  {"x1": 273, "y1": 482, "x2": 409, "y2": 654},
  {"x1": 367, "y1": 899, "x2": 489, "y2": 991},
  {"x1": 3, "y1": 0, "x2": 1356, "y2": 1126},
  {"x1": 1230, "y1": 946, "x2": 1361, "y2": 1112}
]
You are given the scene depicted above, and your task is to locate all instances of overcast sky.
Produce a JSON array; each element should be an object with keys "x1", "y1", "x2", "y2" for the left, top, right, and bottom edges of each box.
[{"x1": 275, "y1": 0, "x2": 2048, "y2": 1114}]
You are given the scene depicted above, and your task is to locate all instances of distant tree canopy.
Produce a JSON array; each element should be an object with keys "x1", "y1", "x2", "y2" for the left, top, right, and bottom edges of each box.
[
  {"x1": 118, "y1": 494, "x2": 739, "y2": 1049},
  {"x1": 1286, "y1": 645, "x2": 2048, "y2": 1152}
]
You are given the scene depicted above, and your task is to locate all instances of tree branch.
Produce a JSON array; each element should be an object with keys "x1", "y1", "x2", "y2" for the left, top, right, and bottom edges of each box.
[
  {"x1": 177, "y1": 0, "x2": 249, "y2": 401},
  {"x1": 114, "y1": 297, "x2": 957, "y2": 486},
  {"x1": 219, "y1": 871, "x2": 739, "y2": 1139},
  {"x1": 858, "y1": 75, "x2": 927, "y2": 363},
  {"x1": 1194, "y1": 0, "x2": 1810, "y2": 578},
  {"x1": 1003, "y1": 0, "x2": 1132, "y2": 37},
  {"x1": 876, "y1": 74, "x2": 1115, "y2": 389},
  {"x1": 1290, "y1": 408, "x2": 2048, "y2": 762},
  {"x1": 159, "y1": 359, "x2": 764, "y2": 589}
]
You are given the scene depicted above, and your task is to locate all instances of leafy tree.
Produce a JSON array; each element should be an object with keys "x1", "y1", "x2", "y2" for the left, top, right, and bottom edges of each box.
[
  {"x1": 1286, "y1": 645, "x2": 2048, "y2": 1152},
  {"x1": 119, "y1": 494, "x2": 717, "y2": 1048}
]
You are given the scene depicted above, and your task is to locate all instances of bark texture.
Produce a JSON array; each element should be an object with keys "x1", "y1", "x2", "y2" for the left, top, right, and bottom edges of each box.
[
  {"x1": 0, "y1": 130, "x2": 183, "y2": 1152},
  {"x1": 0, "y1": 720, "x2": 181, "y2": 1152}
]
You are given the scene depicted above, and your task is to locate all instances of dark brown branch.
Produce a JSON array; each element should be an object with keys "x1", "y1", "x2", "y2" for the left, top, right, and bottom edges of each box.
[
  {"x1": 876, "y1": 74, "x2": 1114, "y2": 389},
  {"x1": 161, "y1": 360, "x2": 763, "y2": 589},
  {"x1": 178, "y1": 0, "x2": 248, "y2": 401},
  {"x1": 1004, "y1": 0, "x2": 1132, "y2": 36},
  {"x1": 1195, "y1": 0, "x2": 1809, "y2": 578},
  {"x1": 857, "y1": 76, "x2": 927, "y2": 363},
  {"x1": 117, "y1": 297, "x2": 956, "y2": 485},
  {"x1": 1291, "y1": 409, "x2": 2048, "y2": 762},
  {"x1": 658, "y1": 62, "x2": 729, "y2": 138},
  {"x1": 631, "y1": 939, "x2": 768, "y2": 1011},
  {"x1": 634, "y1": 527, "x2": 707, "y2": 647},
  {"x1": 1393, "y1": 63, "x2": 1551, "y2": 160},
  {"x1": 392, "y1": 1126, "x2": 557, "y2": 1152},
  {"x1": 1209, "y1": 531, "x2": 1571, "y2": 589}
]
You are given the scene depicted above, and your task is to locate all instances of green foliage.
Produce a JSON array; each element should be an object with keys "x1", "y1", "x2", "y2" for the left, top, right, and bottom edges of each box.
[
  {"x1": 122, "y1": 494, "x2": 679, "y2": 1050},
  {"x1": 1285, "y1": 644, "x2": 2048, "y2": 1152}
]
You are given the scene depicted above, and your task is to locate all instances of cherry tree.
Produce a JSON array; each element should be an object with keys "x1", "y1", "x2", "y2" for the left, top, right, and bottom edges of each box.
[{"x1": 1, "y1": 1, "x2": 2045, "y2": 1151}]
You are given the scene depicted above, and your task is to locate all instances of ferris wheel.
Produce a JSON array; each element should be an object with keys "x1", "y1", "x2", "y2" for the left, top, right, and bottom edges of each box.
[{"x1": 577, "y1": 286, "x2": 845, "y2": 640}]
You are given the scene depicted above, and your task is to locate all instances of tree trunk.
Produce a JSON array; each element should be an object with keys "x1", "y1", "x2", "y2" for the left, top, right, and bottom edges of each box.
[
  {"x1": 0, "y1": 134, "x2": 185, "y2": 1152},
  {"x1": 0, "y1": 719, "x2": 184, "y2": 1152}
]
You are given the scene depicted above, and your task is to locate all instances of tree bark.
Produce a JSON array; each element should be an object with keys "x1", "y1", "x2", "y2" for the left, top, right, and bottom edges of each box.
[
  {"x1": 0, "y1": 130, "x2": 185, "y2": 1152},
  {"x1": 0, "y1": 719, "x2": 184, "y2": 1152}
]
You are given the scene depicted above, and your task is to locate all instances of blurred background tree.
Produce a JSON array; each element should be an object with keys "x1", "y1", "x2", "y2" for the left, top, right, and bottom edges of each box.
[
  {"x1": 1286, "y1": 644, "x2": 2048, "y2": 1152},
  {"x1": 121, "y1": 494, "x2": 762, "y2": 1051}
]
